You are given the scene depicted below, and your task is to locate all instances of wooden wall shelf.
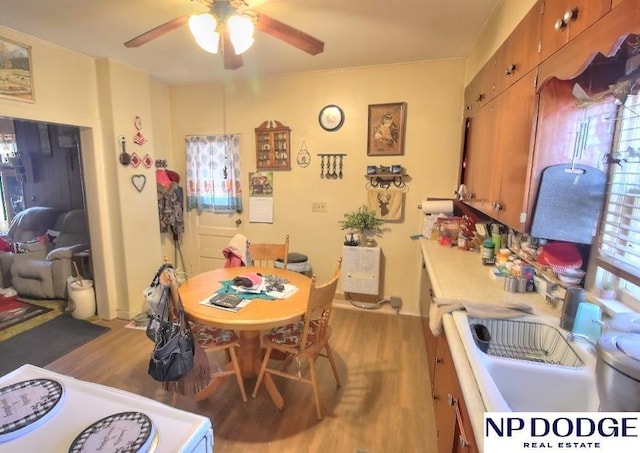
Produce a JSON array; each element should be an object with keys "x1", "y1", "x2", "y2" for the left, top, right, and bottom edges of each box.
[{"x1": 365, "y1": 173, "x2": 410, "y2": 189}]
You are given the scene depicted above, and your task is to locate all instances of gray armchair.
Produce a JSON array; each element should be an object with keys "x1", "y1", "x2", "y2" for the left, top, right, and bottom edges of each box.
[
  {"x1": 0, "y1": 206, "x2": 63, "y2": 288},
  {"x1": 11, "y1": 209, "x2": 89, "y2": 299}
]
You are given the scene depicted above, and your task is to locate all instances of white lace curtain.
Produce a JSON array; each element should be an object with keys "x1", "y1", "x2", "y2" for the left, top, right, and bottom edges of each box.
[{"x1": 185, "y1": 134, "x2": 243, "y2": 213}]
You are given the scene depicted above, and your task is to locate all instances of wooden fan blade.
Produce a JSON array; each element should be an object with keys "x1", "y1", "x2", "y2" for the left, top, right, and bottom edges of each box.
[
  {"x1": 255, "y1": 13, "x2": 324, "y2": 56},
  {"x1": 222, "y1": 29, "x2": 244, "y2": 70},
  {"x1": 124, "y1": 15, "x2": 190, "y2": 48}
]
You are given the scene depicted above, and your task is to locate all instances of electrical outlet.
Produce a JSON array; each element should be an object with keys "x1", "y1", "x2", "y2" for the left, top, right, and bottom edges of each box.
[
  {"x1": 312, "y1": 202, "x2": 327, "y2": 212},
  {"x1": 389, "y1": 297, "x2": 402, "y2": 309}
]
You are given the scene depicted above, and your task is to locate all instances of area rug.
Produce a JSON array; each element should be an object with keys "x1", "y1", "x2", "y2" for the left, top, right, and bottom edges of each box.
[
  {"x1": 0, "y1": 297, "x2": 55, "y2": 337},
  {"x1": 0, "y1": 314, "x2": 110, "y2": 376}
]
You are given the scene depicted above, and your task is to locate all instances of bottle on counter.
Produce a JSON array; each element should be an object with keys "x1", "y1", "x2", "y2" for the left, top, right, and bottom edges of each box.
[{"x1": 481, "y1": 239, "x2": 495, "y2": 265}]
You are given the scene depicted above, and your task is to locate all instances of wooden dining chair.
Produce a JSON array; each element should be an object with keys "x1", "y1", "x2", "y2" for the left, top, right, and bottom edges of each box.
[
  {"x1": 162, "y1": 264, "x2": 247, "y2": 403},
  {"x1": 188, "y1": 323, "x2": 248, "y2": 402},
  {"x1": 248, "y1": 234, "x2": 289, "y2": 268},
  {"x1": 251, "y1": 258, "x2": 342, "y2": 419}
]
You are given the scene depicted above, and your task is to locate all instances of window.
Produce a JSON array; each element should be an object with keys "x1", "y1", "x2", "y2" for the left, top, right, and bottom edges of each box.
[
  {"x1": 595, "y1": 92, "x2": 640, "y2": 310},
  {"x1": 185, "y1": 134, "x2": 243, "y2": 213}
]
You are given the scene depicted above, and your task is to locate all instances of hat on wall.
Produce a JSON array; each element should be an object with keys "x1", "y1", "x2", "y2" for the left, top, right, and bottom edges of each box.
[{"x1": 166, "y1": 170, "x2": 180, "y2": 183}]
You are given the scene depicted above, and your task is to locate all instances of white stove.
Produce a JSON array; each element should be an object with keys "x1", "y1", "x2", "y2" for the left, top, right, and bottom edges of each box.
[{"x1": 0, "y1": 365, "x2": 213, "y2": 452}]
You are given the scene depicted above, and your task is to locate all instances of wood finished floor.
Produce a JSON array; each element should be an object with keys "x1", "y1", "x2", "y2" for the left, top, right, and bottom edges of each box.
[{"x1": 45, "y1": 307, "x2": 437, "y2": 452}]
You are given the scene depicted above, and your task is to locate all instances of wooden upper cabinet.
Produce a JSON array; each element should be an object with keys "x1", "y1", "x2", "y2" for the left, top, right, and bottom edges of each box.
[
  {"x1": 539, "y1": 0, "x2": 612, "y2": 62},
  {"x1": 538, "y1": 0, "x2": 640, "y2": 85},
  {"x1": 489, "y1": 69, "x2": 539, "y2": 231},
  {"x1": 495, "y1": 1, "x2": 543, "y2": 93},
  {"x1": 462, "y1": 100, "x2": 497, "y2": 213},
  {"x1": 464, "y1": 55, "x2": 498, "y2": 117}
]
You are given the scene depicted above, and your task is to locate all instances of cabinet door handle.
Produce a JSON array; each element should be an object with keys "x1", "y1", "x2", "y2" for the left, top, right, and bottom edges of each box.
[
  {"x1": 492, "y1": 202, "x2": 503, "y2": 212},
  {"x1": 554, "y1": 17, "x2": 566, "y2": 31},
  {"x1": 474, "y1": 93, "x2": 484, "y2": 102},
  {"x1": 554, "y1": 8, "x2": 578, "y2": 32},
  {"x1": 563, "y1": 7, "x2": 578, "y2": 24},
  {"x1": 435, "y1": 357, "x2": 443, "y2": 364},
  {"x1": 505, "y1": 64, "x2": 516, "y2": 76},
  {"x1": 453, "y1": 398, "x2": 471, "y2": 448}
]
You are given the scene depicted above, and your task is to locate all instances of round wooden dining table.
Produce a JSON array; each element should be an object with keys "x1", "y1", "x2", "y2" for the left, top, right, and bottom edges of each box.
[{"x1": 178, "y1": 266, "x2": 312, "y2": 405}]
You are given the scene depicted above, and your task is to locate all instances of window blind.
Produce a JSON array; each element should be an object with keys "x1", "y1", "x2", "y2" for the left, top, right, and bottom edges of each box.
[{"x1": 597, "y1": 93, "x2": 640, "y2": 286}]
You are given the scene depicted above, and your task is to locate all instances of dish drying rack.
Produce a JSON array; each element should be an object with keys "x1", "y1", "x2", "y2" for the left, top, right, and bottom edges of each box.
[{"x1": 469, "y1": 317, "x2": 584, "y2": 368}]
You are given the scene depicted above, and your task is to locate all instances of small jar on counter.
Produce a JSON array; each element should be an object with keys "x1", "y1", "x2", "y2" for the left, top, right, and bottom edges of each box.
[
  {"x1": 496, "y1": 248, "x2": 512, "y2": 266},
  {"x1": 481, "y1": 239, "x2": 495, "y2": 265},
  {"x1": 510, "y1": 259, "x2": 523, "y2": 277}
]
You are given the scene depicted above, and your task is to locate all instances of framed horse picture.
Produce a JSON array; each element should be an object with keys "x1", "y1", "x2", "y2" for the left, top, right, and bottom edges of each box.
[{"x1": 0, "y1": 37, "x2": 34, "y2": 103}]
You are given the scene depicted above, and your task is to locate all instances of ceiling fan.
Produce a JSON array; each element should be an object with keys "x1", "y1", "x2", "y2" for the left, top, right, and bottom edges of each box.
[{"x1": 124, "y1": 0, "x2": 324, "y2": 70}]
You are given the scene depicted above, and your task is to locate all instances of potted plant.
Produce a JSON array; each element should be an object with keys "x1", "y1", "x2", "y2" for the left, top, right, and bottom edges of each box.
[
  {"x1": 599, "y1": 281, "x2": 616, "y2": 299},
  {"x1": 340, "y1": 205, "x2": 384, "y2": 246}
]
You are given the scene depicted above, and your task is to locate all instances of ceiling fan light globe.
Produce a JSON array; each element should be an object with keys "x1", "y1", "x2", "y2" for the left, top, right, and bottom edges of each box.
[
  {"x1": 189, "y1": 13, "x2": 220, "y2": 54},
  {"x1": 195, "y1": 34, "x2": 220, "y2": 54},
  {"x1": 227, "y1": 14, "x2": 255, "y2": 55}
]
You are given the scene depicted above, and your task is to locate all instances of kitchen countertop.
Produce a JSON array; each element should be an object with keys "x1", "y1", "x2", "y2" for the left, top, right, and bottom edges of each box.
[{"x1": 420, "y1": 238, "x2": 568, "y2": 453}]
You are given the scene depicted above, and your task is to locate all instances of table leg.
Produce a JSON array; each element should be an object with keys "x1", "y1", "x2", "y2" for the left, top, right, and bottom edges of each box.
[
  {"x1": 237, "y1": 330, "x2": 262, "y2": 376},
  {"x1": 195, "y1": 330, "x2": 284, "y2": 409},
  {"x1": 237, "y1": 331, "x2": 284, "y2": 408}
]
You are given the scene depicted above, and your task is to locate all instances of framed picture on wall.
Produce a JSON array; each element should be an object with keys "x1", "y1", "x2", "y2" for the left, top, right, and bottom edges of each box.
[
  {"x1": 367, "y1": 102, "x2": 407, "y2": 156},
  {"x1": 0, "y1": 37, "x2": 34, "y2": 103}
]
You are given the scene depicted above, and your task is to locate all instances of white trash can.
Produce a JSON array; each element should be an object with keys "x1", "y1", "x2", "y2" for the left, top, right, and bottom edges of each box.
[{"x1": 67, "y1": 277, "x2": 96, "y2": 320}]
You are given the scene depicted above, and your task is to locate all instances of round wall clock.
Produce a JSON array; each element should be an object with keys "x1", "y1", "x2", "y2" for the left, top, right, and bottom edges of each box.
[{"x1": 319, "y1": 105, "x2": 344, "y2": 131}]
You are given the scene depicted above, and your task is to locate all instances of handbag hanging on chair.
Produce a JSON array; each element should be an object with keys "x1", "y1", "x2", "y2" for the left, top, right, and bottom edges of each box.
[
  {"x1": 147, "y1": 267, "x2": 194, "y2": 382},
  {"x1": 146, "y1": 265, "x2": 210, "y2": 395}
]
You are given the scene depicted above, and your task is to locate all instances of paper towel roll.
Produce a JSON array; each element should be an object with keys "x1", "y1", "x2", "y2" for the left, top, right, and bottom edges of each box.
[{"x1": 419, "y1": 200, "x2": 453, "y2": 215}]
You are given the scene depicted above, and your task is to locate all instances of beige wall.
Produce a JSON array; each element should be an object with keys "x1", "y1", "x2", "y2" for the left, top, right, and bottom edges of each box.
[
  {"x1": 1, "y1": 0, "x2": 530, "y2": 318},
  {"x1": 170, "y1": 60, "x2": 466, "y2": 315},
  {"x1": 0, "y1": 27, "x2": 167, "y2": 319},
  {"x1": 95, "y1": 59, "x2": 164, "y2": 318}
]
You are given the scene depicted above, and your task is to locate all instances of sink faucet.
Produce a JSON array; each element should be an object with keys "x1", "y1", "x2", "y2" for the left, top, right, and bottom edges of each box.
[
  {"x1": 567, "y1": 332, "x2": 596, "y2": 346},
  {"x1": 566, "y1": 331, "x2": 598, "y2": 354}
]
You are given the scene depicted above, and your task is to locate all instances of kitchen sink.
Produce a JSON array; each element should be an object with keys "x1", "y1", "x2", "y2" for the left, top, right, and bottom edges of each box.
[{"x1": 452, "y1": 311, "x2": 599, "y2": 412}]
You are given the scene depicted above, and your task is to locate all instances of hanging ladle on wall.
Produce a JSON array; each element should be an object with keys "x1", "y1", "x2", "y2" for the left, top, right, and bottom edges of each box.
[
  {"x1": 331, "y1": 154, "x2": 338, "y2": 179},
  {"x1": 118, "y1": 135, "x2": 131, "y2": 166},
  {"x1": 325, "y1": 156, "x2": 332, "y2": 179},
  {"x1": 320, "y1": 155, "x2": 325, "y2": 178}
]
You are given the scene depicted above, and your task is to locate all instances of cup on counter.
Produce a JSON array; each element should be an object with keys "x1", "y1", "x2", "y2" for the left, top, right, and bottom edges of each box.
[
  {"x1": 572, "y1": 302, "x2": 602, "y2": 343},
  {"x1": 504, "y1": 276, "x2": 518, "y2": 293},
  {"x1": 517, "y1": 277, "x2": 528, "y2": 293}
]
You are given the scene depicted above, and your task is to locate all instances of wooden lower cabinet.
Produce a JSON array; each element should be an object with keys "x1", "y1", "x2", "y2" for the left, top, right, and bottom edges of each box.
[
  {"x1": 430, "y1": 333, "x2": 479, "y2": 453},
  {"x1": 421, "y1": 310, "x2": 479, "y2": 452}
]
